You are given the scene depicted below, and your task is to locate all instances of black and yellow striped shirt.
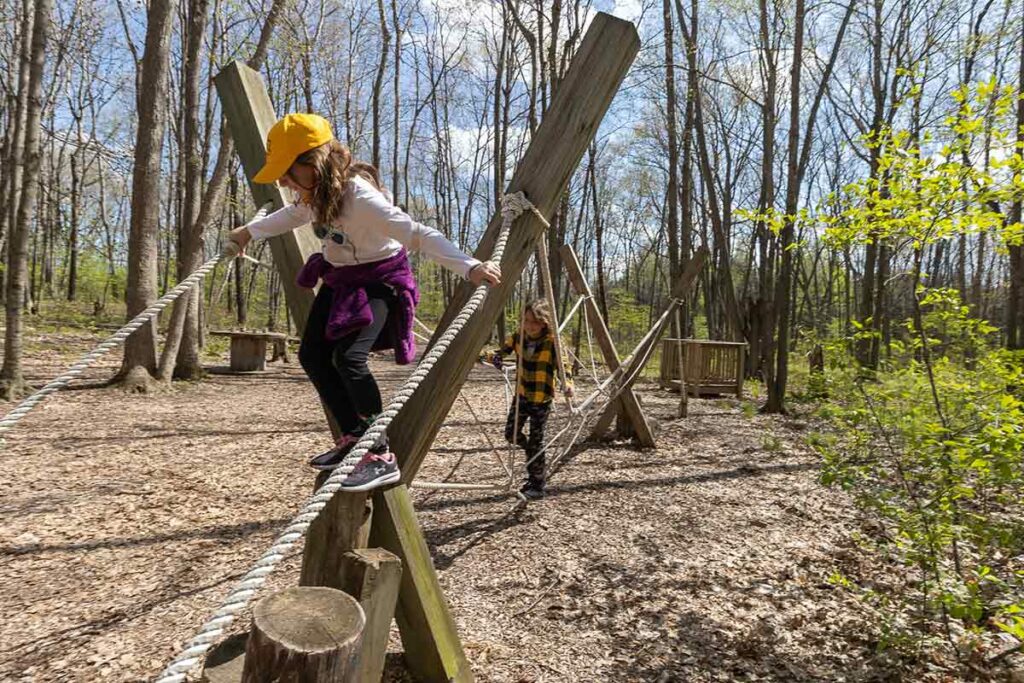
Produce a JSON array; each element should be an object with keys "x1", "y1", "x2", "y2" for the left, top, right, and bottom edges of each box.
[{"x1": 496, "y1": 332, "x2": 570, "y2": 405}]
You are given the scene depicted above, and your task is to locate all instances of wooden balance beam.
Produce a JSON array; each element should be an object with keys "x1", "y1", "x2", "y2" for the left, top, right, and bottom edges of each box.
[{"x1": 214, "y1": 13, "x2": 639, "y2": 681}]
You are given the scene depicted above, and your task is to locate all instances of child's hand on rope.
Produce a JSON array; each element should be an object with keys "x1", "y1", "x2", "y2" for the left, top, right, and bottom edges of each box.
[
  {"x1": 224, "y1": 226, "x2": 252, "y2": 257},
  {"x1": 468, "y1": 261, "x2": 501, "y2": 287},
  {"x1": 564, "y1": 385, "x2": 574, "y2": 398}
]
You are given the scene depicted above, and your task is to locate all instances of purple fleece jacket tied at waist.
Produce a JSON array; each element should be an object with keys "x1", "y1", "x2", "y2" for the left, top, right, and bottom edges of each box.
[{"x1": 297, "y1": 249, "x2": 420, "y2": 364}]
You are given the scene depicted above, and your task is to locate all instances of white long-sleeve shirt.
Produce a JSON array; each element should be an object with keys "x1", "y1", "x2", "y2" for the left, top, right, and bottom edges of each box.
[{"x1": 246, "y1": 175, "x2": 480, "y2": 278}]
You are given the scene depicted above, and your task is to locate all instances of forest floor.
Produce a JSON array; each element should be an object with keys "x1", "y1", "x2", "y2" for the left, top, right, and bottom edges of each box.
[{"x1": 0, "y1": 325, "x2": 1010, "y2": 682}]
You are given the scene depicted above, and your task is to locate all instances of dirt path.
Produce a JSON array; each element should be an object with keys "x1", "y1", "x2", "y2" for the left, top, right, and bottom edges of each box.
[{"x1": 1, "y1": 330, "x2": 898, "y2": 682}]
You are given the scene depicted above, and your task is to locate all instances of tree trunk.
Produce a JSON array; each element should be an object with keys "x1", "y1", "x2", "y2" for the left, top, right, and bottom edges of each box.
[
  {"x1": 1007, "y1": 19, "x2": 1024, "y2": 349},
  {"x1": 66, "y1": 146, "x2": 80, "y2": 301},
  {"x1": 158, "y1": 0, "x2": 211, "y2": 382},
  {"x1": 764, "y1": 0, "x2": 804, "y2": 414},
  {"x1": 163, "y1": 0, "x2": 284, "y2": 379},
  {"x1": 391, "y1": 0, "x2": 402, "y2": 200},
  {"x1": 754, "y1": 0, "x2": 778, "y2": 381},
  {"x1": 118, "y1": 0, "x2": 175, "y2": 389},
  {"x1": 1, "y1": 0, "x2": 51, "y2": 399},
  {"x1": 3, "y1": 0, "x2": 35, "y2": 299},
  {"x1": 371, "y1": 0, "x2": 391, "y2": 170},
  {"x1": 663, "y1": 0, "x2": 680, "y2": 337},
  {"x1": 678, "y1": 0, "x2": 697, "y2": 337}
]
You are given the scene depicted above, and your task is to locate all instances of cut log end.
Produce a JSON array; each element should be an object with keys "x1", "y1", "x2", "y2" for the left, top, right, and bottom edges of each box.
[{"x1": 241, "y1": 587, "x2": 365, "y2": 682}]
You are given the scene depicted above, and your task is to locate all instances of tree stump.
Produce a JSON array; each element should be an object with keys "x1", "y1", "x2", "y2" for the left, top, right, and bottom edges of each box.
[{"x1": 241, "y1": 586, "x2": 365, "y2": 682}]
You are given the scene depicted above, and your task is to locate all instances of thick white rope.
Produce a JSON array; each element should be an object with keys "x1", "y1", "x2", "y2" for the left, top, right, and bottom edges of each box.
[
  {"x1": 154, "y1": 191, "x2": 539, "y2": 683},
  {"x1": 0, "y1": 204, "x2": 273, "y2": 444},
  {"x1": 557, "y1": 294, "x2": 586, "y2": 336}
]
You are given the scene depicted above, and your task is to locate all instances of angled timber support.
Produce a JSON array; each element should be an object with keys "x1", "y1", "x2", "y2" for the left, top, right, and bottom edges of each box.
[
  {"x1": 373, "y1": 13, "x2": 639, "y2": 681},
  {"x1": 560, "y1": 244, "x2": 655, "y2": 446},
  {"x1": 590, "y1": 247, "x2": 708, "y2": 438}
]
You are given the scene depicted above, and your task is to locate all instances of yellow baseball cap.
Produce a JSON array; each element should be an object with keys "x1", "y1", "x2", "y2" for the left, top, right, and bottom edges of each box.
[{"x1": 252, "y1": 113, "x2": 334, "y2": 184}]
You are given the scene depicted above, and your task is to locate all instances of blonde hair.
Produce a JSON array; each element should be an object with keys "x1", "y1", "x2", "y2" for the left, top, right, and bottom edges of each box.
[
  {"x1": 523, "y1": 299, "x2": 553, "y2": 335},
  {"x1": 291, "y1": 140, "x2": 382, "y2": 224}
]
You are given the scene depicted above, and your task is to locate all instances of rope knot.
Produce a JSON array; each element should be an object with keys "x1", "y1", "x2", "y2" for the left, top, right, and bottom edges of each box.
[{"x1": 500, "y1": 191, "x2": 531, "y2": 222}]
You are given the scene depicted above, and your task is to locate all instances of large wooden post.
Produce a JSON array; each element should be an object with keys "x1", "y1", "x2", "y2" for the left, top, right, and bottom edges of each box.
[
  {"x1": 560, "y1": 244, "x2": 655, "y2": 446},
  {"x1": 390, "y1": 13, "x2": 640, "y2": 480},
  {"x1": 216, "y1": 59, "x2": 374, "y2": 610},
  {"x1": 372, "y1": 17, "x2": 639, "y2": 679},
  {"x1": 214, "y1": 63, "x2": 319, "y2": 328}
]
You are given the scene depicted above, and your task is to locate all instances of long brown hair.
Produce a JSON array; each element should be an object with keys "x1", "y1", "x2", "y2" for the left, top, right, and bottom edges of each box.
[{"x1": 290, "y1": 140, "x2": 382, "y2": 224}]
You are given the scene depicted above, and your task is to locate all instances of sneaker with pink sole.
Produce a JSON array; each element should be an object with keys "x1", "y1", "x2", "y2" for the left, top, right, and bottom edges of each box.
[
  {"x1": 340, "y1": 450, "x2": 401, "y2": 492},
  {"x1": 307, "y1": 433, "x2": 360, "y2": 471}
]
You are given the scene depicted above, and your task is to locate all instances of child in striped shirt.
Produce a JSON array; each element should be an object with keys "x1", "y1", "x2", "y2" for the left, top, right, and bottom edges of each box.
[{"x1": 491, "y1": 299, "x2": 572, "y2": 500}]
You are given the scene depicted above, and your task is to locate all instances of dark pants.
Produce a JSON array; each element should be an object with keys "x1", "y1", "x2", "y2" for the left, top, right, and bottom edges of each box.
[
  {"x1": 299, "y1": 284, "x2": 393, "y2": 438},
  {"x1": 505, "y1": 397, "x2": 551, "y2": 486}
]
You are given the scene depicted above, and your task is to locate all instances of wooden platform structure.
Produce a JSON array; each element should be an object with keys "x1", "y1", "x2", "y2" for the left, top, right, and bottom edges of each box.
[
  {"x1": 659, "y1": 338, "x2": 746, "y2": 398},
  {"x1": 210, "y1": 330, "x2": 288, "y2": 372},
  {"x1": 210, "y1": 12, "x2": 640, "y2": 681}
]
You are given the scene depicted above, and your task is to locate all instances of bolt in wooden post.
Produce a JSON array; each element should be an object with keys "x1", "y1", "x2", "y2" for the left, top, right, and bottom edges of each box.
[{"x1": 241, "y1": 587, "x2": 365, "y2": 682}]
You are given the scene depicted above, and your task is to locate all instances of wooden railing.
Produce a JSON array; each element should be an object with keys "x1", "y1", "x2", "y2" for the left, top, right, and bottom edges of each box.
[{"x1": 660, "y1": 338, "x2": 746, "y2": 398}]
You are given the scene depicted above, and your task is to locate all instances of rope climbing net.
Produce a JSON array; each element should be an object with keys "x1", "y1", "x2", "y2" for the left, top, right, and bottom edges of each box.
[
  {"x1": 410, "y1": 273, "x2": 680, "y2": 496},
  {"x1": 0, "y1": 203, "x2": 274, "y2": 445},
  {"x1": 154, "y1": 190, "x2": 544, "y2": 683}
]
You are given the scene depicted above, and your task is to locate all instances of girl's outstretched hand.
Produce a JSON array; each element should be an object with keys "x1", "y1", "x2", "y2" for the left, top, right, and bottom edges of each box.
[
  {"x1": 226, "y1": 226, "x2": 252, "y2": 255},
  {"x1": 468, "y1": 261, "x2": 501, "y2": 287}
]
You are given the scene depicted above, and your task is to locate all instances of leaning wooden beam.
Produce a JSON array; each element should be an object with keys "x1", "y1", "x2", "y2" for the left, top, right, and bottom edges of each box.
[
  {"x1": 559, "y1": 244, "x2": 655, "y2": 446},
  {"x1": 590, "y1": 247, "x2": 708, "y2": 438},
  {"x1": 391, "y1": 13, "x2": 641, "y2": 482},
  {"x1": 372, "y1": 13, "x2": 640, "y2": 682},
  {"x1": 214, "y1": 62, "x2": 319, "y2": 328},
  {"x1": 369, "y1": 486, "x2": 471, "y2": 682},
  {"x1": 216, "y1": 61, "x2": 373, "y2": 616}
]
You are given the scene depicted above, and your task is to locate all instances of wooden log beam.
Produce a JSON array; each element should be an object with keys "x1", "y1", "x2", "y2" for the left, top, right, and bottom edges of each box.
[
  {"x1": 216, "y1": 60, "x2": 373, "y2": 619},
  {"x1": 369, "y1": 485, "x2": 471, "y2": 682},
  {"x1": 559, "y1": 244, "x2": 654, "y2": 446},
  {"x1": 341, "y1": 549, "x2": 403, "y2": 683},
  {"x1": 365, "y1": 16, "x2": 639, "y2": 681},
  {"x1": 241, "y1": 587, "x2": 365, "y2": 682},
  {"x1": 591, "y1": 248, "x2": 708, "y2": 437},
  {"x1": 299, "y1": 490, "x2": 373, "y2": 588},
  {"x1": 214, "y1": 62, "x2": 319, "y2": 330},
  {"x1": 390, "y1": 13, "x2": 641, "y2": 481}
]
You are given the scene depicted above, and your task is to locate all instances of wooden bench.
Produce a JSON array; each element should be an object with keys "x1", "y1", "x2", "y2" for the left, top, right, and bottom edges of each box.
[
  {"x1": 660, "y1": 338, "x2": 746, "y2": 398},
  {"x1": 210, "y1": 330, "x2": 289, "y2": 372}
]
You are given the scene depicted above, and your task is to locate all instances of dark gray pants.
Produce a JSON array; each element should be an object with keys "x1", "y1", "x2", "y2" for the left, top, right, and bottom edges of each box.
[
  {"x1": 299, "y1": 284, "x2": 392, "y2": 436},
  {"x1": 505, "y1": 397, "x2": 551, "y2": 486}
]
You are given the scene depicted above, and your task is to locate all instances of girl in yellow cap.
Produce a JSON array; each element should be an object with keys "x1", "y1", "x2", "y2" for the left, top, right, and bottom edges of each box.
[{"x1": 228, "y1": 113, "x2": 501, "y2": 492}]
